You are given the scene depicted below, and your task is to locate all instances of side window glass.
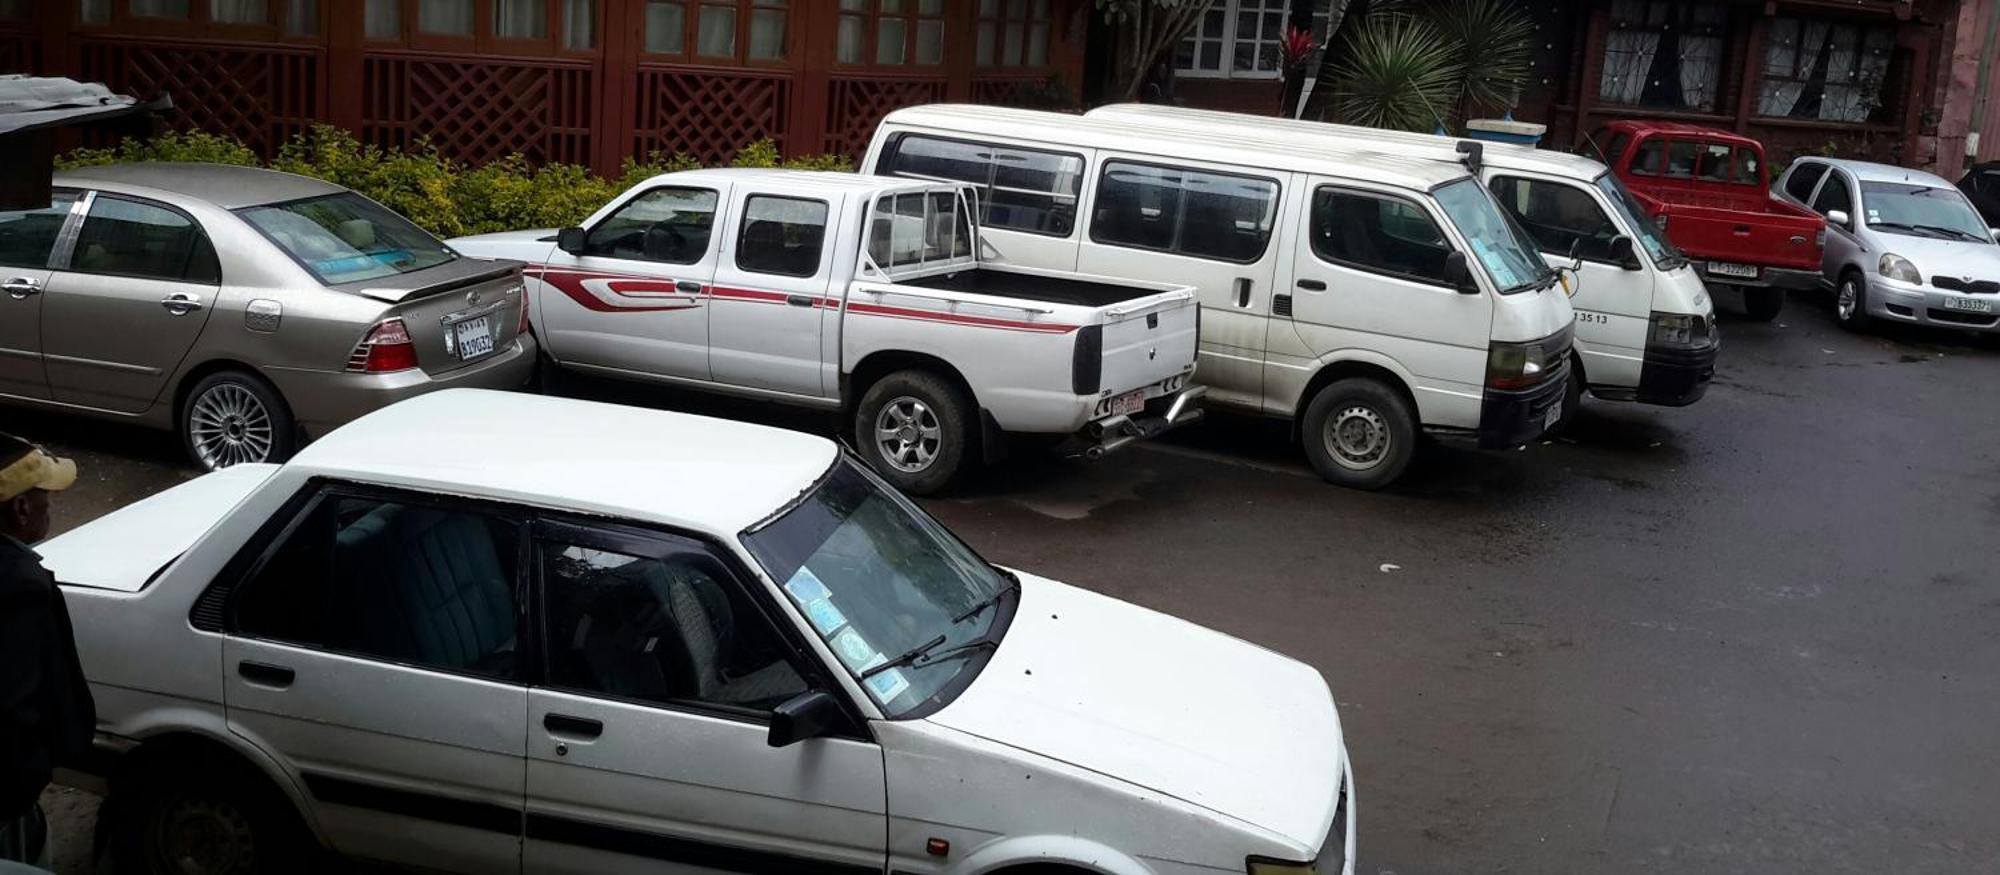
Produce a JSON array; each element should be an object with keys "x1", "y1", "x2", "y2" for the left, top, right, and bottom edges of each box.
[
  {"x1": 234, "y1": 495, "x2": 521, "y2": 679},
  {"x1": 541, "y1": 538, "x2": 807, "y2": 714},
  {"x1": 884, "y1": 135, "x2": 1082, "y2": 237},
  {"x1": 1665, "y1": 142, "x2": 1697, "y2": 179},
  {"x1": 1811, "y1": 172, "x2": 1852, "y2": 217},
  {"x1": 0, "y1": 192, "x2": 77, "y2": 270},
  {"x1": 1696, "y1": 143, "x2": 1733, "y2": 182},
  {"x1": 585, "y1": 187, "x2": 718, "y2": 264},
  {"x1": 70, "y1": 195, "x2": 219, "y2": 283},
  {"x1": 736, "y1": 196, "x2": 828, "y2": 278},
  {"x1": 1631, "y1": 140, "x2": 1665, "y2": 176},
  {"x1": 1734, "y1": 147, "x2": 1762, "y2": 186},
  {"x1": 1488, "y1": 177, "x2": 1620, "y2": 261},
  {"x1": 1090, "y1": 161, "x2": 1277, "y2": 264},
  {"x1": 1604, "y1": 133, "x2": 1631, "y2": 169},
  {"x1": 1786, "y1": 163, "x2": 1828, "y2": 202},
  {"x1": 1309, "y1": 188, "x2": 1451, "y2": 285}
]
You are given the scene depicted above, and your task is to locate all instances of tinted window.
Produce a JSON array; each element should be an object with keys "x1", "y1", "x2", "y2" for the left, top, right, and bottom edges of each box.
[
  {"x1": 1490, "y1": 176, "x2": 1621, "y2": 262},
  {"x1": 1090, "y1": 161, "x2": 1277, "y2": 264},
  {"x1": 1734, "y1": 147, "x2": 1762, "y2": 186},
  {"x1": 883, "y1": 135, "x2": 1082, "y2": 238},
  {"x1": 1631, "y1": 140, "x2": 1666, "y2": 176},
  {"x1": 1308, "y1": 188, "x2": 1452, "y2": 284},
  {"x1": 1665, "y1": 142, "x2": 1698, "y2": 179},
  {"x1": 1696, "y1": 143, "x2": 1733, "y2": 182},
  {"x1": 735, "y1": 196, "x2": 827, "y2": 278},
  {"x1": 584, "y1": 187, "x2": 718, "y2": 264},
  {"x1": 0, "y1": 192, "x2": 77, "y2": 270},
  {"x1": 542, "y1": 537, "x2": 806, "y2": 714},
  {"x1": 1812, "y1": 171, "x2": 1853, "y2": 217},
  {"x1": 234, "y1": 494, "x2": 521, "y2": 679},
  {"x1": 238, "y1": 193, "x2": 454, "y2": 285},
  {"x1": 1785, "y1": 162, "x2": 1829, "y2": 202},
  {"x1": 70, "y1": 195, "x2": 218, "y2": 283}
]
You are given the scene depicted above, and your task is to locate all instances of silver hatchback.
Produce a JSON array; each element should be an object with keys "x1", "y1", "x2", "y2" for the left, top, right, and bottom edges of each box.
[{"x1": 0, "y1": 163, "x2": 536, "y2": 468}]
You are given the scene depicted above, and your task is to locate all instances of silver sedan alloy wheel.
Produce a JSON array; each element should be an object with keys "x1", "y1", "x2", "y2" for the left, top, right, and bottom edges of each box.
[
  {"x1": 875, "y1": 395, "x2": 942, "y2": 473},
  {"x1": 1325, "y1": 404, "x2": 1391, "y2": 471},
  {"x1": 188, "y1": 383, "x2": 276, "y2": 470}
]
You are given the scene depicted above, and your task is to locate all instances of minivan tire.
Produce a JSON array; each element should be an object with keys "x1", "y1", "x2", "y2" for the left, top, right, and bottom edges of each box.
[
  {"x1": 1743, "y1": 287, "x2": 1784, "y2": 322},
  {"x1": 180, "y1": 370, "x2": 297, "y2": 471},
  {"x1": 105, "y1": 754, "x2": 314, "y2": 875},
  {"x1": 855, "y1": 369, "x2": 972, "y2": 495},
  {"x1": 1301, "y1": 378, "x2": 1417, "y2": 490},
  {"x1": 1834, "y1": 271, "x2": 1871, "y2": 332}
]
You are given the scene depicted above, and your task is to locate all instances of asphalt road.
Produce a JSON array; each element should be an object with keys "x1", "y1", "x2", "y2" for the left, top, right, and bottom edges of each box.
[{"x1": 15, "y1": 289, "x2": 2000, "y2": 874}]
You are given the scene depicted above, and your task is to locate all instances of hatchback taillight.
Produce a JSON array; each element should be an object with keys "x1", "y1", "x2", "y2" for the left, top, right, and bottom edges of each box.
[{"x1": 347, "y1": 318, "x2": 419, "y2": 373}]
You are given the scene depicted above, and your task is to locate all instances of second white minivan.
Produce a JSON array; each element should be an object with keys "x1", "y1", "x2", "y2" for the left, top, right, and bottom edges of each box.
[{"x1": 863, "y1": 105, "x2": 1575, "y2": 489}]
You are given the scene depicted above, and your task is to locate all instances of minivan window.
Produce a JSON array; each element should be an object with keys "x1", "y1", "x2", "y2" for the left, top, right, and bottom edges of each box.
[
  {"x1": 882, "y1": 134, "x2": 1083, "y2": 238},
  {"x1": 72, "y1": 195, "x2": 220, "y2": 284},
  {"x1": 1785, "y1": 162, "x2": 1829, "y2": 203},
  {"x1": 1434, "y1": 178, "x2": 1554, "y2": 293},
  {"x1": 1091, "y1": 161, "x2": 1278, "y2": 264},
  {"x1": 1308, "y1": 188, "x2": 1453, "y2": 285},
  {"x1": 238, "y1": 193, "x2": 452, "y2": 285},
  {"x1": 1489, "y1": 176, "x2": 1621, "y2": 262},
  {"x1": 0, "y1": 192, "x2": 77, "y2": 270}
]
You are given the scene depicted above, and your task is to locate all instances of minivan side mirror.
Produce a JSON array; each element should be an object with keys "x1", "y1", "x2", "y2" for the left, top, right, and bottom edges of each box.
[
  {"x1": 768, "y1": 690, "x2": 847, "y2": 748},
  {"x1": 1607, "y1": 235, "x2": 1644, "y2": 271},
  {"x1": 1442, "y1": 251, "x2": 1479, "y2": 295},
  {"x1": 1826, "y1": 210, "x2": 1851, "y2": 230},
  {"x1": 556, "y1": 226, "x2": 588, "y2": 255}
]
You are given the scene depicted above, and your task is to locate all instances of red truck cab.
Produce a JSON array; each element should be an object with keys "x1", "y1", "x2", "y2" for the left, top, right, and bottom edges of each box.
[{"x1": 1588, "y1": 121, "x2": 1825, "y2": 321}]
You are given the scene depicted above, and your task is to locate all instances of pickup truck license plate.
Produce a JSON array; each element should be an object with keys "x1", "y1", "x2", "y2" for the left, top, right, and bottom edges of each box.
[
  {"x1": 1707, "y1": 261, "x2": 1759, "y2": 280},
  {"x1": 1941, "y1": 296, "x2": 1994, "y2": 314},
  {"x1": 1110, "y1": 390, "x2": 1146, "y2": 417},
  {"x1": 1543, "y1": 400, "x2": 1563, "y2": 431},
  {"x1": 454, "y1": 316, "x2": 495, "y2": 360}
]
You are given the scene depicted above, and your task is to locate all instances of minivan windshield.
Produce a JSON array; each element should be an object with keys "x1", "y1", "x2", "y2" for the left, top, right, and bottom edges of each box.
[
  {"x1": 237, "y1": 193, "x2": 457, "y2": 285},
  {"x1": 742, "y1": 459, "x2": 1014, "y2": 719},
  {"x1": 1434, "y1": 178, "x2": 1556, "y2": 293},
  {"x1": 1595, "y1": 173, "x2": 1687, "y2": 269},
  {"x1": 1860, "y1": 183, "x2": 1991, "y2": 243}
]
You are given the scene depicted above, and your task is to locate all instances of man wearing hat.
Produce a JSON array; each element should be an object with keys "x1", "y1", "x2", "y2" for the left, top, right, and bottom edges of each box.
[{"x1": 0, "y1": 434, "x2": 94, "y2": 867}]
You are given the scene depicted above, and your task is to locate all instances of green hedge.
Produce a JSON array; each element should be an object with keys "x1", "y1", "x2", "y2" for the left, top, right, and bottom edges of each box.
[{"x1": 56, "y1": 126, "x2": 853, "y2": 238}]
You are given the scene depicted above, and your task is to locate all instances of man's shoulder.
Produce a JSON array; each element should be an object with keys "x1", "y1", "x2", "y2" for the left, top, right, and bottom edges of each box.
[{"x1": 0, "y1": 540, "x2": 55, "y2": 601}]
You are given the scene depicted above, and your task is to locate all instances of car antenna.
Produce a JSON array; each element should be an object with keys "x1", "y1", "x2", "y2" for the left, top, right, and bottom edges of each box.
[{"x1": 1456, "y1": 141, "x2": 1483, "y2": 173}]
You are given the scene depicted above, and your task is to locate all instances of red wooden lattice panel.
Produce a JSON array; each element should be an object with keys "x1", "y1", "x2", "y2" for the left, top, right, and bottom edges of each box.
[
  {"x1": 0, "y1": 33, "x2": 39, "y2": 75},
  {"x1": 633, "y1": 67, "x2": 791, "y2": 164},
  {"x1": 363, "y1": 56, "x2": 593, "y2": 167},
  {"x1": 76, "y1": 39, "x2": 321, "y2": 157},
  {"x1": 824, "y1": 76, "x2": 948, "y2": 159}
]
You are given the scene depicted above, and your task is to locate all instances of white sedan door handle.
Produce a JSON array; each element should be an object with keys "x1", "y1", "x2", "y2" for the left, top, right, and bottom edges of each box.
[
  {"x1": 161, "y1": 292, "x2": 205, "y2": 316},
  {"x1": 3, "y1": 276, "x2": 40, "y2": 299}
]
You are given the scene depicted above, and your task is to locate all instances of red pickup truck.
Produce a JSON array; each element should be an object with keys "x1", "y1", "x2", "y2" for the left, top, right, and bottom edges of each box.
[{"x1": 1588, "y1": 121, "x2": 1825, "y2": 321}]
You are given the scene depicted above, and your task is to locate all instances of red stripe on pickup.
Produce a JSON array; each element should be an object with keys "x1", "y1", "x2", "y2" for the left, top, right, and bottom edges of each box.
[{"x1": 531, "y1": 268, "x2": 1078, "y2": 333}]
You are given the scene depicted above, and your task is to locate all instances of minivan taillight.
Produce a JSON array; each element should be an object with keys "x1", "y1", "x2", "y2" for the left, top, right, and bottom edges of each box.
[{"x1": 347, "y1": 318, "x2": 419, "y2": 373}]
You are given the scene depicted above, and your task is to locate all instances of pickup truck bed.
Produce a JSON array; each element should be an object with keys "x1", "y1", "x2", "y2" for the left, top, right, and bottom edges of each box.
[
  {"x1": 1637, "y1": 188, "x2": 1823, "y2": 275},
  {"x1": 904, "y1": 268, "x2": 1164, "y2": 308}
]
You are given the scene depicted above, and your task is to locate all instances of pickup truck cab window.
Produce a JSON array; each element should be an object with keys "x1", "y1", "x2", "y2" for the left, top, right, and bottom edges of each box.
[
  {"x1": 880, "y1": 133, "x2": 1083, "y2": 238},
  {"x1": 736, "y1": 195, "x2": 828, "y2": 278},
  {"x1": 1785, "y1": 162, "x2": 1830, "y2": 203},
  {"x1": 1664, "y1": 141, "x2": 1698, "y2": 179},
  {"x1": 70, "y1": 194, "x2": 220, "y2": 284},
  {"x1": 582, "y1": 186, "x2": 719, "y2": 264},
  {"x1": 1490, "y1": 175, "x2": 1620, "y2": 263},
  {"x1": 1696, "y1": 143, "x2": 1733, "y2": 182},
  {"x1": 1090, "y1": 160, "x2": 1279, "y2": 264},
  {"x1": 1734, "y1": 147, "x2": 1762, "y2": 186},
  {"x1": 0, "y1": 192, "x2": 78, "y2": 269},
  {"x1": 1630, "y1": 139, "x2": 1665, "y2": 176}
]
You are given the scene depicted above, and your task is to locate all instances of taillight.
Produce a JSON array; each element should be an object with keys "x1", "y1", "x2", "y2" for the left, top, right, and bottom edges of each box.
[
  {"x1": 515, "y1": 284, "x2": 531, "y2": 336},
  {"x1": 347, "y1": 318, "x2": 419, "y2": 373}
]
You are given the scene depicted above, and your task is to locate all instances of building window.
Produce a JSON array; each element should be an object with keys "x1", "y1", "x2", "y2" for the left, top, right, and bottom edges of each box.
[
  {"x1": 1175, "y1": 0, "x2": 1326, "y2": 80},
  {"x1": 80, "y1": 0, "x2": 111, "y2": 24},
  {"x1": 210, "y1": 0, "x2": 267, "y2": 24},
  {"x1": 978, "y1": 0, "x2": 1053, "y2": 68},
  {"x1": 1598, "y1": 0, "x2": 1726, "y2": 112},
  {"x1": 287, "y1": 0, "x2": 318, "y2": 34},
  {"x1": 1756, "y1": 18, "x2": 1896, "y2": 124},
  {"x1": 130, "y1": 0, "x2": 192, "y2": 19},
  {"x1": 838, "y1": 0, "x2": 944, "y2": 66},
  {"x1": 654, "y1": 0, "x2": 785, "y2": 61},
  {"x1": 364, "y1": 0, "x2": 399, "y2": 38},
  {"x1": 419, "y1": 0, "x2": 472, "y2": 35}
]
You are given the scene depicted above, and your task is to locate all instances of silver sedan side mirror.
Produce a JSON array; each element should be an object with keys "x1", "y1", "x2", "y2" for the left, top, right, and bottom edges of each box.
[{"x1": 1826, "y1": 210, "x2": 1851, "y2": 229}]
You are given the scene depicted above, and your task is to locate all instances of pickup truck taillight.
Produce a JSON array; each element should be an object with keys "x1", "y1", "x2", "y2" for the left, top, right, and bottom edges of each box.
[
  {"x1": 1072, "y1": 325, "x2": 1103, "y2": 395},
  {"x1": 347, "y1": 318, "x2": 420, "y2": 373}
]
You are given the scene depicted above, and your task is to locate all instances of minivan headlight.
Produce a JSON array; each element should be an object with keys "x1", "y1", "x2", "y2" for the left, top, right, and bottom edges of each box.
[
  {"x1": 1879, "y1": 253, "x2": 1923, "y2": 285},
  {"x1": 1247, "y1": 859, "x2": 1318, "y2": 875}
]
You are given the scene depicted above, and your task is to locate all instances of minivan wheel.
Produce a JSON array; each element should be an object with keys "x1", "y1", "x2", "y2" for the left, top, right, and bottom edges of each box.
[
  {"x1": 1301, "y1": 378, "x2": 1416, "y2": 490},
  {"x1": 855, "y1": 369, "x2": 971, "y2": 495},
  {"x1": 1743, "y1": 287, "x2": 1783, "y2": 322},
  {"x1": 107, "y1": 757, "x2": 312, "y2": 875},
  {"x1": 181, "y1": 371, "x2": 296, "y2": 471},
  {"x1": 1834, "y1": 272, "x2": 1870, "y2": 332}
]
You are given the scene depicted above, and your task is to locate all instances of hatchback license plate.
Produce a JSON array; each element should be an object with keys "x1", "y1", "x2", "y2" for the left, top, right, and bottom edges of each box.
[
  {"x1": 1941, "y1": 296, "x2": 1994, "y2": 314},
  {"x1": 454, "y1": 316, "x2": 495, "y2": 360},
  {"x1": 1110, "y1": 390, "x2": 1146, "y2": 417},
  {"x1": 1707, "y1": 261, "x2": 1759, "y2": 279}
]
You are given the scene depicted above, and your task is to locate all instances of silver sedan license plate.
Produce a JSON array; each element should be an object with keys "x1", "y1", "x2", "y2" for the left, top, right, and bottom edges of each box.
[
  {"x1": 454, "y1": 316, "x2": 495, "y2": 360},
  {"x1": 1707, "y1": 261, "x2": 1759, "y2": 279},
  {"x1": 1941, "y1": 296, "x2": 1994, "y2": 314}
]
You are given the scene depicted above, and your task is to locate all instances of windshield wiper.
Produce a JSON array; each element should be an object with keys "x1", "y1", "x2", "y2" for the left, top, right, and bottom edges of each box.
[
  {"x1": 953, "y1": 569, "x2": 1019, "y2": 624},
  {"x1": 1870, "y1": 221, "x2": 1978, "y2": 242},
  {"x1": 860, "y1": 635, "x2": 997, "y2": 679},
  {"x1": 1914, "y1": 224, "x2": 1985, "y2": 242}
]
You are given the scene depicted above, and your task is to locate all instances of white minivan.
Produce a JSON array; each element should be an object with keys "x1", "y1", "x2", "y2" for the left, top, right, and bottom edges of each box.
[
  {"x1": 1088, "y1": 104, "x2": 1720, "y2": 415},
  {"x1": 863, "y1": 105, "x2": 1576, "y2": 489}
]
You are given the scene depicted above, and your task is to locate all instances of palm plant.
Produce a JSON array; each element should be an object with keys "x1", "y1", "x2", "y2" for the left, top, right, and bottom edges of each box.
[
  {"x1": 1426, "y1": 0, "x2": 1535, "y2": 121},
  {"x1": 1326, "y1": 12, "x2": 1463, "y2": 132}
]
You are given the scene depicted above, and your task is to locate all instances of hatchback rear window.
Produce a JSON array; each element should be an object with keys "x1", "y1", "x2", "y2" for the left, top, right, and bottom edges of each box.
[{"x1": 237, "y1": 193, "x2": 457, "y2": 285}]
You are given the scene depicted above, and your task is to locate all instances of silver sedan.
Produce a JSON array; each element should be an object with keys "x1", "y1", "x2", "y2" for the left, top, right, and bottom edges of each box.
[{"x1": 0, "y1": 162, "x2": 536, "y2": 468}]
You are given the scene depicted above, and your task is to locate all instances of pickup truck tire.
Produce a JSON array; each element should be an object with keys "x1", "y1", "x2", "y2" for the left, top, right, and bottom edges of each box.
[
  {"x1": 1301, "y1": 378, "x2": 1416, "y2": 490},
  {"x1": 1743, "y1": 287, "x2": 1784, "y2": 322},
  {"x1": 856, "y1": 370, "x2": 971, "y2": 495},
  {"x1": 105, "y1": 751, "x2": 315, "y2": 875},
  {"x1": 1833, "y1": 271, "x2": 1871, "y2": 332}
]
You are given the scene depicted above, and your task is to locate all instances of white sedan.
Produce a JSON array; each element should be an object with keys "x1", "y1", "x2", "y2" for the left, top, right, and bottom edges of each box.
[{"x1": 47, "y1": 390, "x2": 1354, "y2": 875}]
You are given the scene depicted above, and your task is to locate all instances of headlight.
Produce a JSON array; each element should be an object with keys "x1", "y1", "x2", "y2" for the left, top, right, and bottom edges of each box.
[
  {"x1": 1247, "y1": 859, "x2": 1318, "y2": 875},
  {"x1": 1879, "y1": 253, "x2": 1923, "y2": 285},
  {"x1": 1486, "y1": 332, "x2": 1565, "y2": 390},
  {"x1": 1653, "y1": 313, "x2": 1693, "y2": 346}
]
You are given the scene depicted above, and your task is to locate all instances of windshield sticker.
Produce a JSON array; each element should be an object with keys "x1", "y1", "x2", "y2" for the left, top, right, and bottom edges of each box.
[
  {"x1": 864, "y1": 668, "x2": 911, "y2": 704},
  {"x1": 783, "y1": 566, "x2": 831, "y2": 603},
  {"x1": 803, "y1": 598, "x2": 847, "y2": 636},
  {"x1": 1472, "y1": 239, "x2": 1522, "y2": 288},
  {"x1": 829, "y1": 627, "x2": 882, "y2": 671}
]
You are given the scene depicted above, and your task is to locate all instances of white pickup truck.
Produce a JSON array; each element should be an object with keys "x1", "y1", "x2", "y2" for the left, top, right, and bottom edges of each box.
[{"x1": 450, "y1": 169, "x2": 1201, "y2": 494}]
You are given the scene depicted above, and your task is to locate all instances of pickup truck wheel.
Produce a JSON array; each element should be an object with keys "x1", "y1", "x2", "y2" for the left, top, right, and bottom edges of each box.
[
  {"x1": 181, "y1": 370, "x2": 296, "y2": 471},
  {"x1": 856, "y1": 370, "x2": 970, "y2": 495},
  {"x1": 1834, "y1": 272, "x2": 1871, "y2": 332},
  {"x1": 106, "y1": 755, "x2": 314, "y2": 875},
  {"x1": 1301, "y1": 378, "x2": 1416, "y2": 490},
  {"x1": 1743, "y1": 287, "x2": 1784, "y2": 322}
]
